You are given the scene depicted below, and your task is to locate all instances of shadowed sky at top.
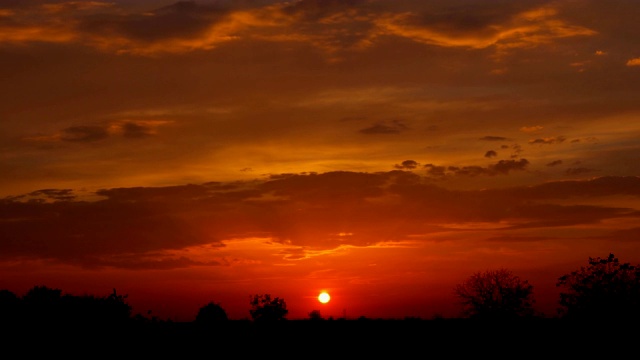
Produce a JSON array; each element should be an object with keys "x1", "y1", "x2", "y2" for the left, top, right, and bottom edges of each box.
[{"x1": 1, "y1": 0, "x2": 640, "y2": 321}]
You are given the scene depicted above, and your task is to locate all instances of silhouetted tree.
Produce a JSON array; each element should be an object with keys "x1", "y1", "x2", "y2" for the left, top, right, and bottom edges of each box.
[
  {"x1": 0, "y1": 289, "x2": 21, "y2": 323},
  {"x1": 454, "y1": 268, "x2": 535, "y2": 319},
  {"x1": 308, "y1": 309, "x2": 323, "y2": 320},
  {"x1": 21, "y1": 285, "x2": 64, "y2": 323},
  {"x1": 19, "y1": 286, "x2": 132, "y2": 325},
  {"x1": 556, "y1": 253, "x2": 640, "y2": 320},
  {"x1": 60, "y1": 288, "x2": 132, "y2": 324},
  {"x1": 195, "y1": 301, "x2": 228, "y2": 324},
  {"x1": 249, "y1": 294, "x2": 288, "y2": 321}
]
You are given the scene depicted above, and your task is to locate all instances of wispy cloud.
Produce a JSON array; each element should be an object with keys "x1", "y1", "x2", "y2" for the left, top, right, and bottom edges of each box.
[
  {"x1": 529, "y1": 136, "x2": 567, "y2": 145},
  {"x1": 372, "y1": 4, "x2": 596, "y2": 56},
  {"x1": 22, "y1": 120, "x2": 172, "y2": 145},
  {"x1": 480, "y1": 136, "x2": 508, "y2": 141},
  {"x1": 359, "y1": 120, "x2": 408, "y2": 135}
]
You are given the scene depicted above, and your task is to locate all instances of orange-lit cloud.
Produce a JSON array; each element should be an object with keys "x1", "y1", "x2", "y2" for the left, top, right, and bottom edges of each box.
[
  {"x1": 372, "y1": 4, "x2": 596, "y2": 56},
  {"x1": 627, "y1": 58, "x2": 640, "y2": 67},
  {"x1": 0, "y1": 0, "x2": 597, "y2": 60},
  {"x1": 520, "y1": 126, "x2": 543, "y2": 133}
]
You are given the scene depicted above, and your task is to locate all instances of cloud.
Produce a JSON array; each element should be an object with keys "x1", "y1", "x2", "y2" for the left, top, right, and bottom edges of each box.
[
  {"x1": 497, "y1": 143, "x2": 524, "y2": 158},
  {"x1": 359, "y1": 120, "x2": 408, "y2": 134},
  {"x1": 423, "y1": 164, "x2": 447, "y2": 177},
  {"x1": 22, "y1": 120, "x2": 170, "y2": 145},
  {"x1": 373, "y1": 3, "x2": 596, "y2": 56},
  {"x1": 0, "y1": 1, "x2": 113, "y2": 45},
  {"x1": 490, "y1": 159, "x2": 529, "y2": 174},
  {"x1": 120, "y1": 121, "x2": 156, "y2": 138},
  {"x1": 479, "y1": 136, "x2": 508, "y2": 141},
  {"x1": 506, "y1": 176, "x2": 640, "y2": 199},
  {"x1": 1, "y1": 172, "x2": 638, "y2": 269},
  {"x1": 529, "y1": 136, "x2": 566, "y2": 145},
  {"x1": 444, "y1": 159, "x2": 530, "y2": 177},
  {"x1": 60, "y1": 125, "x2": 109, "y2": 142},
  {"x1": 0, "y1": 0, "x2": 597, "y2": 60},
  {"x1": 546, "y1": 160, "x2": 563, "y2": 167},
  {"x1": 626, "y1": 58, "x2": 640, "y2": 67},
  {"x1": 424, "y1": 158, "x2": 530, "y2": 178},
  {"x1": 7, "y1": 188, "x2": 77, "y2": 203},
  {"x1": 0, "y1": 1, "x2": 280, "y2": 54},
  {"x1": 79, "y1": 2, "x2": 252, "y2": 55},
  {"x1": 520, "y1": 126, "x2": 543, "y2": 133},
  {"x1": 565, "y1": 167, "x2": 597, "y2": 176},
  {"x1": 484, "y1": 150, "x2": 497, "y2": 158},
  {"x1": 484, "y1": 235, "x2": 556, "y2": 243},
  {"x1": 394, "y1": 160, "x2": 419, "y2": 170},
  {"x1": 570, "y1": 137, "x2": 598, "y2": 144}
]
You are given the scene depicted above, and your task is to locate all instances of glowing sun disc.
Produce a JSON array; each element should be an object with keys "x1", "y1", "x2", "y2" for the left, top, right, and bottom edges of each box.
[{"x1": 318, "y1": 292, "x2": 330, "y2": 304}]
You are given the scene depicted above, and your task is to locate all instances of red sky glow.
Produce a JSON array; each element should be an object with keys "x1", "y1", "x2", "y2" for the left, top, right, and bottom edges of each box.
[{"x1": 1, "y1": 0, "x2": 640, "y2": 321}]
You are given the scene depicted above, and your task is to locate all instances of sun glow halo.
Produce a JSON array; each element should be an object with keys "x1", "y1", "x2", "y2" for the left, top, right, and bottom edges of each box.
[{"x1": 318, "y1": 292, "x2": 330, "y2": 304}]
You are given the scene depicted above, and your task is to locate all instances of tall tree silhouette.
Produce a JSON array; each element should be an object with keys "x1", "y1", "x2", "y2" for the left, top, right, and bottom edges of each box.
[
  {"x1": 249, "y1": 294, "x2": 288, "y2": 321},
  {"x1": 556, "y1": 253, "x2": 640, "y2": 320},
  {"x1": 454, "y1": 268, "x2": 535, "y2": 319}
]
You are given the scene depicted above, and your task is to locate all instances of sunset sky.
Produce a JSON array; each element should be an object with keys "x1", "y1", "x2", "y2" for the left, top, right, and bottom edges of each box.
[{"x1": 1, "y1": 0, "x2": 640, "y2": 321}]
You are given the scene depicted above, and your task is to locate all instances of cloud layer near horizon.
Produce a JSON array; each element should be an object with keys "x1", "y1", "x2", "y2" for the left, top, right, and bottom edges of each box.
[{"x1": 2, "y1": 172, "x2": 639, "y2": 269}]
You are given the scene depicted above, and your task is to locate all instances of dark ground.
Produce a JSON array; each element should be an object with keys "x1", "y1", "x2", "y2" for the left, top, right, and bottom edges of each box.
[{"x1": 5, "y1": 318, "x2": 636, "y2": 357}]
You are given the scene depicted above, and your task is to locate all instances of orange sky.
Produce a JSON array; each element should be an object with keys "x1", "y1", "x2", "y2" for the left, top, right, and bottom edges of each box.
[{"x1": 1, "y1": 0, "x2": 640, "y2": 321}]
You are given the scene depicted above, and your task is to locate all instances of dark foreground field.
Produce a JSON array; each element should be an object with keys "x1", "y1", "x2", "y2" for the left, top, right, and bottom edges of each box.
[{"x1": 6, "y1": 318, "x2": 636, "y2": 356}]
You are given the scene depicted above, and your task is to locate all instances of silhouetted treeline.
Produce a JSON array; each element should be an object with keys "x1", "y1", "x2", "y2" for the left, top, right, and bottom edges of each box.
[
  {"x1": 2, "y1": 253, "x2": 639, "y2": 333},
  {"x1": 0, "y1": 286, "x2": 132, "y2": 326}
]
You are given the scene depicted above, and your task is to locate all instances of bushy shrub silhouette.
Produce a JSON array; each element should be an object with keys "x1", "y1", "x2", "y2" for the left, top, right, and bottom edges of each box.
[
  {"x1": 556, "y1": 253, "x2": 640, "y2": 320},
  {"x1": 195, "y1": 301, "x2": 228, "y2": 325},
  {"x1": 454, "y1": 268, "x2": 535, "y2": 319},
  {"x1": 308, "y1": 309, "x2": 323, "y2": 320},
  {"x1": 249, "y1": 294, "x2": 288, "y2": 321}
]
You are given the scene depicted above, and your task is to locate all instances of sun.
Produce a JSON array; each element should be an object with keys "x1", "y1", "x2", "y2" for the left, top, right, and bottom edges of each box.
[{"x1": 318, "y1": 292, "x2": 330, "y2": 304}]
